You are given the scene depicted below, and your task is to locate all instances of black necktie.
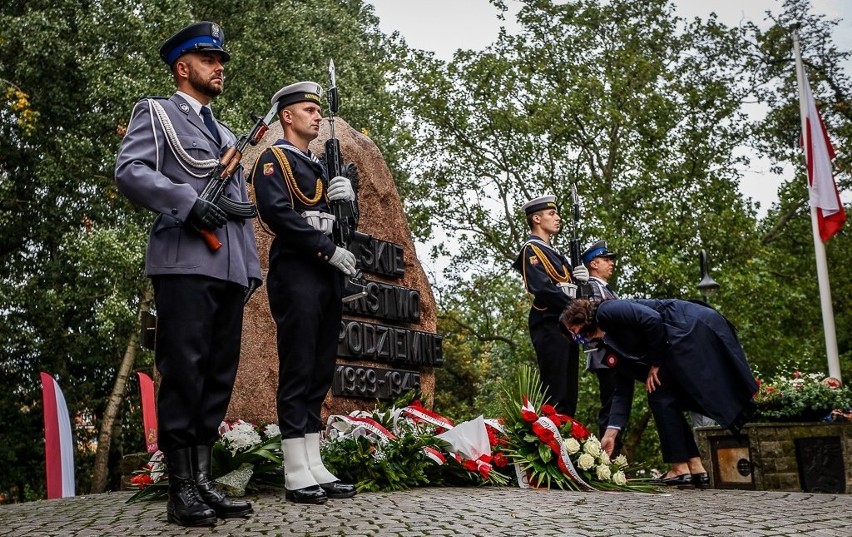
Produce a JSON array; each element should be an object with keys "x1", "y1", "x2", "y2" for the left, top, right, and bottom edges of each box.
[{"x1": 200, "y1": 106, "x2": 221, "y2": 146}]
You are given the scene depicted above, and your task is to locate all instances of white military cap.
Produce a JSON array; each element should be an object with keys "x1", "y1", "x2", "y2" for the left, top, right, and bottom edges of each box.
[
  {"x1": 522, "y1": 195, "x2": 558, "y2": 216},
  {"x1": 271, "y1": 81, "x2": 323, "y2": 111}
]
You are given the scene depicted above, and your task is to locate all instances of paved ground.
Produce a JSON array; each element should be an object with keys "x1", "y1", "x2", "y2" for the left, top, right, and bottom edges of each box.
[{"x1": 1, "y1": 487, "x2": 850, "y2": 536}]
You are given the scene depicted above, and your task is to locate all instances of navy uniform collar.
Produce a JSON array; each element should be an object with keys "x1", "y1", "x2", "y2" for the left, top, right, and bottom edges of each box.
[{"x1": 273, "y1": 139, "x2": 323, "y2": 166}]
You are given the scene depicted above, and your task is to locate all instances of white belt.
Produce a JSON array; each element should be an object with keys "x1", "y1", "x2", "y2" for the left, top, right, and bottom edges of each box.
[{"x1": 301, "y1": 211, "x2": 335, "y2": 236}]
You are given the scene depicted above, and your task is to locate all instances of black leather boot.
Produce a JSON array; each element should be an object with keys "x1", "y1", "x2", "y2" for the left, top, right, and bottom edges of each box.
[
  {"x1": 166, "y1": 448, "x2": 216, "y2": 527},
  {"x1": 193, "y1": 445, "x2": 254, "y2": 518}
]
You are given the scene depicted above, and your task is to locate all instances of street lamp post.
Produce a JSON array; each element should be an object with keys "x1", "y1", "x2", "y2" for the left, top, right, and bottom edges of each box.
[{"x1": 697, "y1": 249, "x2": 720, "y2": 303}]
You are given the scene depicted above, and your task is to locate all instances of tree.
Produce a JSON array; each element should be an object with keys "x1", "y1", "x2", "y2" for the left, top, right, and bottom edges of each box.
[
  {"x1": 732, "y1": 0, "x2": 852, "y2": 378},
  {"x1": 0, "y1": 0, "x2": 406, "y2": 501},
  {"x1": 393, "y1": 0, "x2": 761, "y2": 451}
]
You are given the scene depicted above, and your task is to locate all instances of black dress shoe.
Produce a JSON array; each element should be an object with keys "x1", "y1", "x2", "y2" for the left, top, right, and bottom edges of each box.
[
  {"x1": 652, "y1": 472, "x2": 695, "y2": 489},
  {"x1": 319, "y1": 480, "x2": 357, "y2": 499},
  {"x1": 692, "y1": 472, "x2": 710, "y2": 489},
  {"x1": 284, "y1": 485, "x2": 328, "y2": 504}
]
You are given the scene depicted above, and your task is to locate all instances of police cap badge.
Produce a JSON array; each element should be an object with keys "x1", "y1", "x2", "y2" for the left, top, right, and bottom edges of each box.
[{"x1": 159, "y1": 21, "x2": 230, "y2": 67}]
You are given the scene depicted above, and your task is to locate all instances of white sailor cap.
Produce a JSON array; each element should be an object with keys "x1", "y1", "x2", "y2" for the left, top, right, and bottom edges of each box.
[
  {"x1": 271, "y1": 81, "x2": 323, "y2": 112},
  {"x1": 522, "y1": 195, "x2": 558, "y2": 216}
]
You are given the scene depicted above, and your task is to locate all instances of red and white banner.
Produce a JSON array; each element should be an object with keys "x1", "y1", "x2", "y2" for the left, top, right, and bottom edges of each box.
[
  {"x1": 799, "y1": 68, "x2": 846, "y2": 241},
  {"x1": 40, "y1": 372, "x2": 75, "y2": 499},
  {"x1": 137, "y1": 372, "x2": 158, "y2": 453}
]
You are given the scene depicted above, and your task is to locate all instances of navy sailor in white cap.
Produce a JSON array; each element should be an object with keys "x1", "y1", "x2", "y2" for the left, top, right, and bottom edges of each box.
[
  {"x1": 251, "y1": 81, "x2": 357, "y2": 504},
  {"x1": 512, "y1": 195, "x2": 589, "y2": 416}
]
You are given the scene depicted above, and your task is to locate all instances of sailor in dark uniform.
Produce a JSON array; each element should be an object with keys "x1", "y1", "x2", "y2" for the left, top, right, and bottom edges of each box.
[
  {"x1": 512, "y1": 195, "x2": 589, "y2": 416},
  {"x1": 251, "y1": 81, "x2": 356, "y2": 504},
  {"x1": 580, "y1": 240, "x2": 624, "y2": 455},
  {"x1": 115, "y1": 21, "x2": 259, "y2": 526}
]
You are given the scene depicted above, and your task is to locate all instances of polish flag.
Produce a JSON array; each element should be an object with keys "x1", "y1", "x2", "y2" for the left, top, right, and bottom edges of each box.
[
  {"x1": 137, "y1": 372, "x2": 158, "y2": 453},
  {"x1": 40, "y1": 372, "x2": 75, "y2": 498},
  {"x1": 800, "y1": 69, "x2": 846, "y2": 241}
]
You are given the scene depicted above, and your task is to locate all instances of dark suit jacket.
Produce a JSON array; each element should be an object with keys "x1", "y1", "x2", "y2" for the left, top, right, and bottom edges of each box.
[{"x1": 597, "y1": 299, "x2": 758, "y2": 430}]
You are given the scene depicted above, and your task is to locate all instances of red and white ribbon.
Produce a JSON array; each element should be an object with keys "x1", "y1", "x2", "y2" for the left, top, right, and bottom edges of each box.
[
  {"x1": 400, "y1": 402, "x2": 455, "y2": 431},
  {"x1": 534, "y1": 416, "x2": 595, "y2": 491},
  {"x1": 326, "y1": 414, "x2": 396, "y2": 444}
]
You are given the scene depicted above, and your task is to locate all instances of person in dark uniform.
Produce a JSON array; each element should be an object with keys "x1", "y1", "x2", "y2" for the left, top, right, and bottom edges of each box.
[
  {"x1": 580, "y1": 240, "x2": 624, "y2": 456},
  {"x1": 512, "y1": 195, "x2": 589, "y2": 416},
  {"x1": 115, "y1": 22, "x2": 260, "y2": 526},
  {"x1": 251, "y1": 81, "x2": 357, "y2": 504},
  {"x1": 560, "y1": 298, "x2": 758, "y2": 488}
]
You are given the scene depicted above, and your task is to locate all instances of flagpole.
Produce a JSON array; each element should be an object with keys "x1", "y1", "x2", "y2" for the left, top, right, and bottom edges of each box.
[{"x1": 792, "y1": 26, "x2": 842, "y2": 381}]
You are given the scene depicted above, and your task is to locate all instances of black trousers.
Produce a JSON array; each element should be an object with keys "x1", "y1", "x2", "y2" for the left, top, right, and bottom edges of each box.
[
  {"x1": 530, "y1": 319, "x2": 579, "y2": 416},
  {"x1": 152, "y1": 275, "x2": 245, "y2": 453},
  {"x1": 647, "y1": 366, "x2": 701, "y2": 463},
  {"x1": 267, "y1": 253, "x2": 343, "y2": 438}
]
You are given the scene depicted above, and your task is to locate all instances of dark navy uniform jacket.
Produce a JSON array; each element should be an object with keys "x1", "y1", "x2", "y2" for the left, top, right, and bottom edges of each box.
[
  {"x1": 596, "y1": 299, "x2": 758, "y2": 431},
  {"x1": 512, "y1": 235, "x2": 576, "y2": 326},
  {"x1": 251, "y1": 140, "x2": 337, "y2": 261}
]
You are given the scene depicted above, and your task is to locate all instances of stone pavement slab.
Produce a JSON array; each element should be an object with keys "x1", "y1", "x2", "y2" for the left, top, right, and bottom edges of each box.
[{"x1": 1, "y1": 487, "x2": 850, "y2": 536}]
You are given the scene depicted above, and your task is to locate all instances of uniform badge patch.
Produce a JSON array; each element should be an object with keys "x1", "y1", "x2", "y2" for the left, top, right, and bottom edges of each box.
[
  {"x1": 529, "y1": 255, "x2": 539, "y2": 266},
  {"x1": 263, "y1": 163, "x2": 274, "y2": 176},
  {"x1": 179, "y1": 103, "x2": 189, "y2": 113}
]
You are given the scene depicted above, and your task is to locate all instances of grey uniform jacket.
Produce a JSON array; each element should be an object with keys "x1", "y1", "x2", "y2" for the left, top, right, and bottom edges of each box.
[
  {"x1": 585, "y1": 276, "x2": 618, "y2": 370},
  {"x1": 115, "y1": 94, "x2": 261, "y2": 287}
]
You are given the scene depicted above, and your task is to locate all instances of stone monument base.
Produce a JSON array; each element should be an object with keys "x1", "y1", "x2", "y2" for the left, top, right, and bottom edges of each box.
[{"x1": 695, "y1": 422, "x2": 852, "y2": 493}]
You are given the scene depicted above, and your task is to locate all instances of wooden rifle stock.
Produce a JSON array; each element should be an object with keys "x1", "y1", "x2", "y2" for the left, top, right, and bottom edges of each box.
[
  {"x1": 199, "y1": 227, "x2": 222, "y2": 251},
  {"x1": 194, "y1": 104, "x2": 276, "y2": 251}
]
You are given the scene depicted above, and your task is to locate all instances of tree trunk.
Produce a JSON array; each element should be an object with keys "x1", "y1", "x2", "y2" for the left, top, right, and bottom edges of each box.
[{"x1": 89, "y1": 287, "x2": 153, "y2": 493}]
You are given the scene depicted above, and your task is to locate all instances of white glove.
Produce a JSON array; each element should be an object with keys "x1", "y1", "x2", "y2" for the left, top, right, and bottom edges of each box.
[
  {"x1": 329, "y1": 246, "x2": 357, "y2": 276},
  {"x1": 572, "y1": 264, "x2": 589, "y2": 283},
  {"x1": 327, "y1": 176, "x2": 355, "y2": 202}
]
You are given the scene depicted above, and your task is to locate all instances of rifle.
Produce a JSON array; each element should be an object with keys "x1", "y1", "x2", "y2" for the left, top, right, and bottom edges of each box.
[
  {"x1": 568, "y1": 184, "x2": 591, "y2": 298},
  {"x1": 325, "y1": 59, "x2": 371, "y2": 302},
  {"x1": 195, "y1": 103, "x2": 278, "y2": 251}
]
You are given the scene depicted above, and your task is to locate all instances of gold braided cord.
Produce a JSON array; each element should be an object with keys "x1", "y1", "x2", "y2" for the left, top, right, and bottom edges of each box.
[
  {"x1": 271, "y1": 146, "x2": 324, "y2": 206},
  {"x1": 247, "y1": 154, "x2": 275, "y2": 238},
  {"x1": 528, "y1": 244, "x2": 572, "y2": 283}
]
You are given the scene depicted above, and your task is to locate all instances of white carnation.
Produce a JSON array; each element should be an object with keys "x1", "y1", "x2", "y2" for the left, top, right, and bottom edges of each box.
[
  {"x1": 263, "y1": 423, "x2": 281, "y2": 439},
  {"x1": 221, "y1": 421, "x2": 261, "y2": 453},
  {"x1": 596, "y1": 464, "x2": 612, "y2": 481},
  {"x1": 613, "y1": 470, "x2": 627, "y2": 485},
  {"x1": 565, "y1": 438, "x2": 581, "y2": 455},
  {"x1": 614, "y1": 454, "x2": 628, "y2": 468},
  {"x1": 577, "y1": 453, "x2": 595, "y2": 470}
]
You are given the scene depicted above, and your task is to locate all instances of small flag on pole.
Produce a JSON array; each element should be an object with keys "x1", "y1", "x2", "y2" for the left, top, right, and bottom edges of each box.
[
  {"x1": 40, "y1": 372, "x2": 75, "y2": 499},
  {"x1": 799, "y1": 68, "x2": 846, "y2": 241}
]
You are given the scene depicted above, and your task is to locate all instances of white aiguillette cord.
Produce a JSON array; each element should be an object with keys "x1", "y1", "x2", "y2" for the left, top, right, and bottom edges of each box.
[{"x1": 146, "y1": 98, "x2": 219, "y2": 177}]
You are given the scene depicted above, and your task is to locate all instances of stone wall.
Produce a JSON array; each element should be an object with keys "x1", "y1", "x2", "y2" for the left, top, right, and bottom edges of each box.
[{"x1": 695, "y1": 422, "x2": 852, "y2": 493}]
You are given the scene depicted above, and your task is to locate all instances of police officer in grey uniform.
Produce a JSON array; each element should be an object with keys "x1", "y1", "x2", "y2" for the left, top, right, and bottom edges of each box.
[
  {"x1": 512, "y1": 195, "x2": 589, "y2": 416},
  {"x1": 580, "y1": 240, "x2": 624, "y2": 455},
  {"x1": 251, "y1": 82, "x2": 357, "y2": 504},
  {"x1": 115, "y1": 21, "x2": 260, "y2": 527}
]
